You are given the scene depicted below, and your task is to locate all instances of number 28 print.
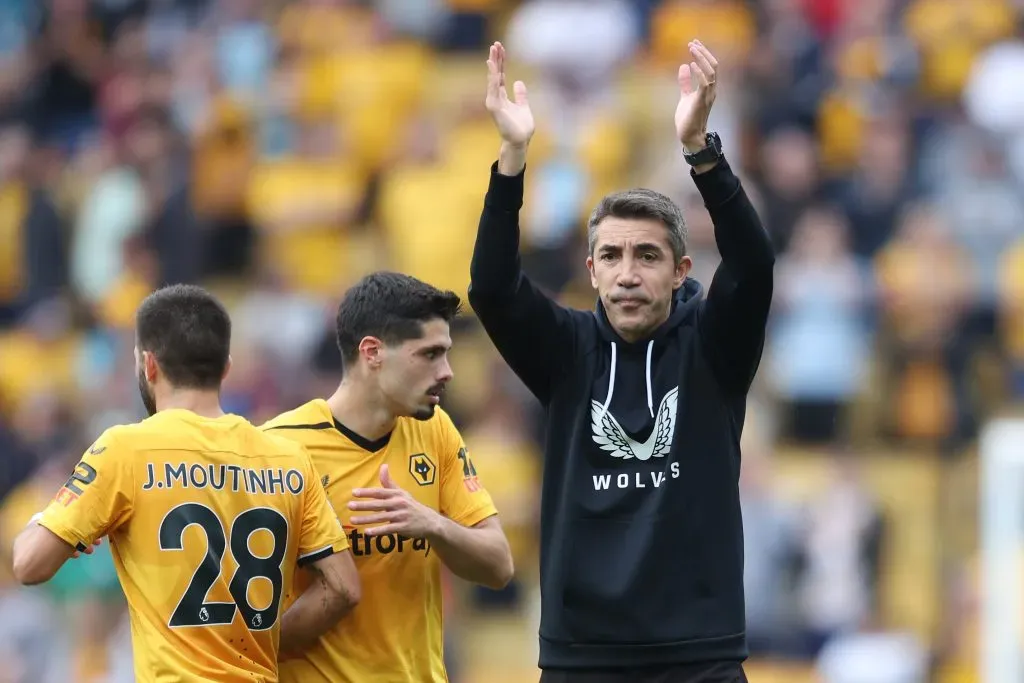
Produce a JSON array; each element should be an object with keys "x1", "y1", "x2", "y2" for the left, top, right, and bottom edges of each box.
[{"x1": 159, "y1": 503, "x2": 288, "y2": 630}]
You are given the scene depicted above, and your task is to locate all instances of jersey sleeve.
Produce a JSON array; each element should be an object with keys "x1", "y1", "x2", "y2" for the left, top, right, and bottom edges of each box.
[
  {"x1": 296, "y1": 451, "x2": 349, "y2": 567},
  {"x1": 437, "y1": 412, "x2": 498, "y2": 528},
  {"x1": 38, "y1": 429, "x2": 134, "y2": 551}
]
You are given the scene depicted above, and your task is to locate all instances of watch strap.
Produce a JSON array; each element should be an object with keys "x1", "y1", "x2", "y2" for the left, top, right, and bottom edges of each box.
[{"x1": 683, "y1": 132, "x2": 722, "y2": 166}]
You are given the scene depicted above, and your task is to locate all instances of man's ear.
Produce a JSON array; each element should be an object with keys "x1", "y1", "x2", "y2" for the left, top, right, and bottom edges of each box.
[
  {"x1": 586, "y1": 255, "x2": 598, "y2": 290},
  {"x1": 675, "y1": 255, "x2": 693, "y2": 289},
  {"x1": 358, "y1": 337, "x2": 384, "y2": 369},
  {"x1": 222, "y1": 355, "x2": 232, "y2": 382},
  {"x1": 143, "y1": 351, "x2": 160, "y2": 383}
]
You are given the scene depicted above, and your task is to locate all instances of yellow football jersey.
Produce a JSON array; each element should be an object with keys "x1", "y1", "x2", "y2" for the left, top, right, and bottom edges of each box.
[
  {"x1": 38, "y1": 409, "x2": 349, "y2": 683},
  {"x1": 261, "y1": 399, "x2": 498, "y2": 683}
]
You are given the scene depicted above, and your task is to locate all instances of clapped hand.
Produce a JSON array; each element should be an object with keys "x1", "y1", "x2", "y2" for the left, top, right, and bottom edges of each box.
[
  {"x1": 348, "y1": 465, "x2": 441, "y2": 538},
  {"x1": 675, "y1": 39, "x2": 719, "y2": 152},
  {"x1": 485, "y1": 41, "x2": 534, "y2": 148}
]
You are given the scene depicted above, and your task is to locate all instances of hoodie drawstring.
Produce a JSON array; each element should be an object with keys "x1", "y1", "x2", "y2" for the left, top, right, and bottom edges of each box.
[
  {"x1": 599, "y1": 342, "x2": 617, "y2": 421},
  {"x1": 599, "y1": 340, "x2": 656, "y2": 420},
  {"x1": 645, "y1": 340, "x2": 654, "y2": 418}
]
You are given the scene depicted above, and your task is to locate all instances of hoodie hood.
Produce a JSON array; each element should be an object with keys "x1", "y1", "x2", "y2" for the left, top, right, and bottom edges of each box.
[{"x1": 592, "y1": 277, "x2": 703, "y2": 422}]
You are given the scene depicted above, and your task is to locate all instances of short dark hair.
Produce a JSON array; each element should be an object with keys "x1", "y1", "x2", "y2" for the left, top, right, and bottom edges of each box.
[
  {"x1": 135, "y1": 284, "x2": 231, "y2": 390},
  {"x1": 335, "y1": 272, "x2": 462, "y2": 368},
  {"x1": 587, "y1": 188, "x2": 687, "y2": 262}
]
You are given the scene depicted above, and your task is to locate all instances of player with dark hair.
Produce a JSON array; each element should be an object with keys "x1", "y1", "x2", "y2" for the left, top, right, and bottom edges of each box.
[
  {"x1": 12, "y1": 284, "x2": 361, "y2": 682},
  {"x1": 133, "y1": 283, "x2": 237, "y2": 416},
  {"x1": 332, "y1": 271, "x2": 463, "y2": 421},
  {"x1": 262, "y1": 271, "x2": 513, "y2": 683},
  {"x1": 470, "y1": 41, "x2": 774, "y2": 683}
]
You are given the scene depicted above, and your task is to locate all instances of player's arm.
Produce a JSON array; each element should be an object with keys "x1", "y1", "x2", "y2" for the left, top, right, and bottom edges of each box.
[
  {"x1": 12, "y1": 517, "x2": 91, "y2": 585},
  {"x1": 12, "y1": 431, "x2": 132, "y2": 585},
  {"x1": 279, "y1": 549, "x2": 360, "y2": 659},
  {"x1": 349, "y1": 415, "x2": 513, "y2": 590},
  {"x1": 468, "y1": 42, "x2": 576, "y2": 405},
  {"x1": 431, "y1": 425, "x2": 513, "y2": 589},
  {"x1": 427, "y1": 514, "x2": 512, "y2": 590},
  {"x1": 350, "y1": 465, "x2": 513, "y2": 590},
  {"x1": 279, "y1": 453, "x2": 360, "y2": 657},
  {"x1": 682, "y1": 43, "x2": 774, "y2": 394}
]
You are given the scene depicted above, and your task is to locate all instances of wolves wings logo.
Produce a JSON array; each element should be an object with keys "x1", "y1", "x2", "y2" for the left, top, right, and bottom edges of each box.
[{"x1": 590, "y1": 387, "x2": 678, "y2": 461}]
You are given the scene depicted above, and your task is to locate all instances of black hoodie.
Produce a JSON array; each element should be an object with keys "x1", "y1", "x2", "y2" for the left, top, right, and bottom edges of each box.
[{"x1": 468, "y1": 155, "x2": 775, "y2": 670}]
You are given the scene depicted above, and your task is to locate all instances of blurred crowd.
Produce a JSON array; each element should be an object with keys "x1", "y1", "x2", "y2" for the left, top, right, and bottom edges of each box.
[{"x1": 0, "y1": 0, "x2": 1021, "y2": 681}]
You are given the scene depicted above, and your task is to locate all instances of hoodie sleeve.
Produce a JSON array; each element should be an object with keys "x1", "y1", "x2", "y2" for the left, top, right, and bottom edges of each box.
[
  {"x1": 468, "y1": 162, "x2": 576, "y2": 405},
  {"x1": 693, "y1": 156, "x2": 775, "y2": 394}
]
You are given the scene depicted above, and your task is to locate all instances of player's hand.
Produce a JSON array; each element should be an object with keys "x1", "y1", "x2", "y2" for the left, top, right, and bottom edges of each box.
[
  {"x1": 348, "y1": 465, "x2": 441, "y2": 538},
  {"x1": 675, "y1": 39, "x2": 719, "y2": 153},
  {"x1": 71, "y1": 539, "x2": 102, "y2": 559},
  {"x1": 485, "y1": 42, "x2": 534, "y2": 148}
]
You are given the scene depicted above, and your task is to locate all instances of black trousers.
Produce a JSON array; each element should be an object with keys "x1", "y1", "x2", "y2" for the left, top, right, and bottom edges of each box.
[{"x1": 539, "y1": 661, "x2": 747, "y2": 683}]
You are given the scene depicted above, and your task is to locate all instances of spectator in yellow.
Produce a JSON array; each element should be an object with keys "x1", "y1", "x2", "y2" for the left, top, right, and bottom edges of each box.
[{"x1": 246, "y1": 115, "x2": 367, "y2": 296}]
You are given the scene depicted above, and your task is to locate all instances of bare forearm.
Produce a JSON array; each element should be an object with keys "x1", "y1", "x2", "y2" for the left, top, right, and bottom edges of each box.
[
  {"x1": 427, "y1": 516, "x2": 513, "y2": 590},
  {"x1": 497, "y1": 142, "x2": 528, "y2": 176},
  {"x1": 279, "y1": 565, "x2": 358, "y2": 659},
  {"x1": 11, "y1": 526, "x2": 48, "y2": 585},
  {"x1": 12, "y1": 522, "x2": 74, "y2": 586}
]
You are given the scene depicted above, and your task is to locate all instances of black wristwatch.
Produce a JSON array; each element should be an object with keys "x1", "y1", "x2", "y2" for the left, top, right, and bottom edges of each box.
[{"x1": 682, "y1": 132, "x2": 723, "y2": 166}]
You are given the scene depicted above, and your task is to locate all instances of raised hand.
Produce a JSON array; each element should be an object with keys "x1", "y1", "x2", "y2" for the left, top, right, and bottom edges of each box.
[
  {"x1": 348, "y1": 465, "x2": 441, "y2": 538},
  {"x1": 485, "y1": 42, "x2": 534, "y2": 148},
  {"x1": 675, "y1": 40, "x2": 719, "y2": 152}
]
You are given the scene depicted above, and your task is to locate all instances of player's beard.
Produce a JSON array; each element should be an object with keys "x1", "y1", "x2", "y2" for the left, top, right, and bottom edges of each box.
[
  {"x1": 411, "y1": 383, "x2": 445, "y2": 421},
  {"x1": 411, "y1": 404, "x2": 435, "y2": 421},
  {"x1": 137, "y1": 366, "x2": 157, "y2": 417}
]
